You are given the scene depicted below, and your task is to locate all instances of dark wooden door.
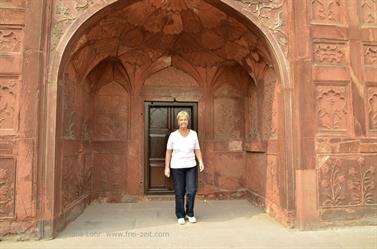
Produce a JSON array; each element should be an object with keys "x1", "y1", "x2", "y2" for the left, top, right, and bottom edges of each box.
[{"x1": 144, "y1": 102, "x2": 198, "y2": 194}]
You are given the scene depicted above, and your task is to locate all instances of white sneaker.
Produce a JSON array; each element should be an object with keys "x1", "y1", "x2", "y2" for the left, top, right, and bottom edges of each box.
[
  {"x1": 186, "y1": 216, "x2": 197, "y2": 223},
  {"x1": 177, "y1": 218, "x2": 185, "y2": 225}
]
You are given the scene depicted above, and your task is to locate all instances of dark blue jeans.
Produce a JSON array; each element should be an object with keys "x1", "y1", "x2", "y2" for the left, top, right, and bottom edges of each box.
[{"x1": 171, "y1": 165, "x2": 198, "y2": 219}]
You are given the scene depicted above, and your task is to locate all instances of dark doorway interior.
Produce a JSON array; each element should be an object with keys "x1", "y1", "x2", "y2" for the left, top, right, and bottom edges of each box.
[{"x1": 144, "y1": 101, "x2": 198, "y2": 194}]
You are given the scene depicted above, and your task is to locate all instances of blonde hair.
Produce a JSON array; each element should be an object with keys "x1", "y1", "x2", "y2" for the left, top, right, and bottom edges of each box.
[{"x1": 176, "y1": 110, "x2": 190, "y2": 121}]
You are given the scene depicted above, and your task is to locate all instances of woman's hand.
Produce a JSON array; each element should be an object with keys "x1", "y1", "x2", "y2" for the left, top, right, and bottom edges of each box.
[
  {"x1": 165, "y1": 150, "x2": 172, "y2": 178},
  {"x1": 164, "y1": 167, "x2": 170, "y2": 178},
  {"x1": 199, "y1": 162, "x2": 204, "y2": 172}
]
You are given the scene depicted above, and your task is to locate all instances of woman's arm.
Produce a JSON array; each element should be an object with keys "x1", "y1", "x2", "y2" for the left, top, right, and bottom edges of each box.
[
  {"x1": 164, "y1": 149, "x2": 172, "y2": 177},
  {"x1": 194, "y1": 149, "x2": 204, "y2": 172}
]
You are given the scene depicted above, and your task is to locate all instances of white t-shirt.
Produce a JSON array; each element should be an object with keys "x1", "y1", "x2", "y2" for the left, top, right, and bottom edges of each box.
[{"x1": 166, "y1": 129, "x2": 200, "y2": 169}]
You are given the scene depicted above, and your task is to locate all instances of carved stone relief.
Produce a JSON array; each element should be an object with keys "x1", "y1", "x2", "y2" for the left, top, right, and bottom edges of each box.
[
  {"x1": 311, "y1": 0, "x2": 343, "y2": 24},
  {"x1": 313, "y1": 42, "x2": 346, "y2": 65},
  {"x1": 318, "y1": 156, "x2": 376, "y2": 208},
  {"x1": 62, "y1": 152, "x2": 92, "y2": 208},
  {"x1": 0, "y1": 77, "x2": 17, "y2": 132},
  {"x1": 367, "y1": 87, "x2": 377, "y2": 131},
  {"x1": 248, "y1": 85, "x2": 259, "y2": 140},
  {"x1": 51, "y1": 0, "x2": 289, "y2": 57},
  {"x1": 214, "y1": 97, "x2": 243, "y2": 140},
  {"x1": 265, "y1": 155, "x2": 280, "y2": 206},
  {"x1": 213, "y1": 79, "x2": 244, "y2": 140},
  {"x1": 348, "y1": 157, "x2": 376, "y2": 206},
  {"x1": 318, "y1": 157, "x2": 348, "y2": 207},
  {"x1": 0, "y1": 0, "x2": 26, "y2": 8},
  {"x1": 316, "y1": 85, "x2": 349, "y2": 132},
  {"x1": 0, "y1": 29, "x2": 22, "y2": 52},
  {"x1": 237, "y1": 0, "x2": 288, "y2": 55},
  {"x1": 263, "y1": 68, "x2": 278, "y2": 139},
  {"x1": 52, "y1": 0, "x2": 99, "y2": 50},
  {"x1": 94, "y1": 82, "x2": 128, "y2": 141},
  {"x1": 0, "y1": 157, "x2": 15, "y2": 219},
  {"x1": 361, "y1": 0, "x2": 377, "y2": 25},
  {"x1": 63, "y1": 79, "x2": 78, "y2": 139},
  {"x1": 364, "y1": 45, "x2": 377, "y2": 66}
]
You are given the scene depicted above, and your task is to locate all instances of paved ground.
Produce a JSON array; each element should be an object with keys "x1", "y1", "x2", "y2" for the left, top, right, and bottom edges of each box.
[{"x1": 1, "y1": 199, "x2": 376, "y2": 249}]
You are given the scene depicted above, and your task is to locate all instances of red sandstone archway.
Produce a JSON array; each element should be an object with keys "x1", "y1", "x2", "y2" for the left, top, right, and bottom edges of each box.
[{"x1": 42, "y1": 0, "x2": 296, "y2": 238}]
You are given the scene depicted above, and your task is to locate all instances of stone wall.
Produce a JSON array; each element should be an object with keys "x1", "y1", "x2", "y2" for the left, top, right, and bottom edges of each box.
[
  {"x1": 0, "y1": 0, "x2": 48, "y2": 239},
  {"x1": 294, "y1": 0, "x2": 377, "y2": 228}
]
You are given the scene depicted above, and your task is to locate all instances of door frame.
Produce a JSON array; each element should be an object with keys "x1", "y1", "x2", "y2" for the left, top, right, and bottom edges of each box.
[{"x1": 144, "y1": 101, "x2": 198, "y2": 195}]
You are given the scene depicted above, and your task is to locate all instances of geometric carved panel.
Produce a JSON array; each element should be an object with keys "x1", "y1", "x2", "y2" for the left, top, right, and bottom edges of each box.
[
  {"x1": 316, "y1": 85, "x2": 349, "y2": 133},
  {"x1": 0, "y1": 76, "x2": 18, "y2": 133},
  {"x1": 0, "y1": 157, "x2": 16, "y2": 219}
]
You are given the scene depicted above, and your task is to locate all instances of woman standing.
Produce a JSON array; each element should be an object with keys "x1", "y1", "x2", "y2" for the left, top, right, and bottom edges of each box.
[{"x1": 164, "y1": 111, "x2": 205, "y2": 225}]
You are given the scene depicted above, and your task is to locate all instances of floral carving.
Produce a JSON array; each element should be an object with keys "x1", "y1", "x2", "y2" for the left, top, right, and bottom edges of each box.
[
  {"x1": 317, "y1": 86, "x2": 348, "y2": 130},
  {"x1": 348, "y1": 158, "x2": 376, "y2": 206},
  {"x1": 312, "y1": 0, "x2": 342, "y2": 23},
  {"x1": 0, "y1": 30, "x2": 22, "y2": 52},
  {"x1": 51, "y1": 0, "x2": 97, "y2": 50},
  {"x1": 51, "y1": 0, "x2": 289, "y2": 58},
  {"x1": 319, "y1": 157, "x2": 346, "y2": 207},
  {"x1": 361, "y1": 0, "x2": 377, "y2": 24},
  {"x1": 0, "y1": 78, "x2": 17, "y2": 130},
  {"x1": 368, "y1": 88, "x2": 377, "y2": 130},
  {"x1": 364, "y1": 45, "x2": 377, "y2": 65},
  {"x1": 238, "y1": 0, "x2": 288, "y2": 55},
  {"x1": 313, "y1": 43, "x2": 346, "y2": 64},
  {"x1": 319, "y1": 156, "x2": 377, "y2": 208},
  {"x1": 0, "y1": 158, "x2": 15, "y2": 218},
  {"x1": 75, "y1": 0, "x2": 94, "y2": 11}
]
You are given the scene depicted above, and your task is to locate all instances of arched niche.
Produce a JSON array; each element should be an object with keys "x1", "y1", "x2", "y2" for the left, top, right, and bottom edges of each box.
[{"x1": 42, "y1": 0, "x2": 296, "y2": 238}]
